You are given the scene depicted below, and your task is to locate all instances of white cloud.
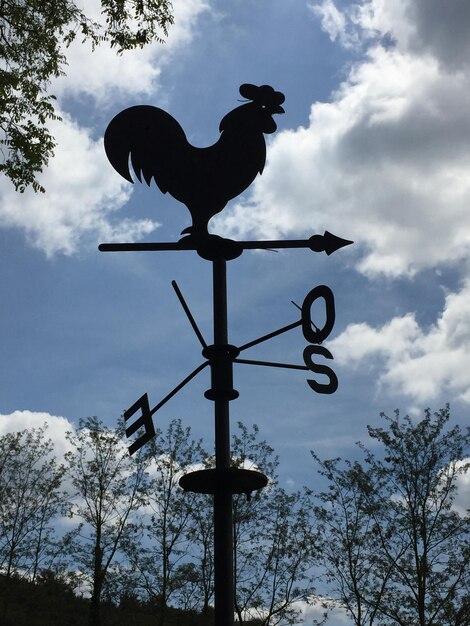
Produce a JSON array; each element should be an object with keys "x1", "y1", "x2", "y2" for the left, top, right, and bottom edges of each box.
[
  {"x1": 52, "y1": 0, "x2": 210, "y2": 104},
  {"x1": 312, "y1": 0, "x2": 470, "y2": 69},
  {"x1": 239, "y1": 595, "x2": 351, "y2": 626},
  {"x1": 453, "y1": 459, "x2": 470, "y2": 516},
  {"x1": 295, "y1": 596, "x2": 351, "y2": 625},
  {"x1": 330, "y1": 281, "x2": 470, "y2": 404},
  {"x1": 217, "y1": 0, "x2": 470, "y2": 278},
  {"x1": 0, "y1": 409, "x2": 75, "y2": 459},
  {"x1": 0, "y1": 111, "x2": 158, "y2": 256},
  {"x1": 309, "y1": 0, "x2": 360, "y2": 49}
]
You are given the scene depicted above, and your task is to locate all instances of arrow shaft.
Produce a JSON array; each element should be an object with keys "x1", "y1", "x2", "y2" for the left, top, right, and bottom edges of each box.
[
  {"x1": 99, "y1": 240, "x2": 311, "y2": 252},
  {"x1": 99, "y1": 231, "x2": 353, "y2": 255}
]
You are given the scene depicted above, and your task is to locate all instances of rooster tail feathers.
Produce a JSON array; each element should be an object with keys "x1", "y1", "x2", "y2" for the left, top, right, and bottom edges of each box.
[
  {"x1": 104, "y1": 106, "x2": 155, "y2": 184},
  {"x1": 130, "y1": 151, "x2": 145, "y2": 185},
  {"x1": 104, "y1": 105, "x2": 187, "y2": 188},
  {"x1": 104, "y1": 114, "x2": 134, "y2": 184}
]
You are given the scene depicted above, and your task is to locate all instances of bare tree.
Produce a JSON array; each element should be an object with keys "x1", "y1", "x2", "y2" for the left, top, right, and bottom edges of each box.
[
  {"x1": 312, "y1": 406, "x2": 470, "y2": 626},
  {"x1": 65, "y1": 417, "x2": 148, "y2": 626},
  {"x1": 0, "y1": 425, "x2": 67, "y2": 581},
  {"x1": 311, "y1": 455, "x2": 390, "y2": 626},
  {"x1": 234, "y1": 485, "x2": 318, "y2": 626},
  {"x1": 0, "y1": 425, "x2": 68, "y2": 622},
  {"x1": 124, "y1": 418, "x2": 205, "y2": 625}
]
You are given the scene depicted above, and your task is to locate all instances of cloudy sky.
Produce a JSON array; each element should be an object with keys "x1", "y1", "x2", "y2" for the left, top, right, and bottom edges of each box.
[{"x1": 1, "y1": 0, "x2": 469, "y2": 606}]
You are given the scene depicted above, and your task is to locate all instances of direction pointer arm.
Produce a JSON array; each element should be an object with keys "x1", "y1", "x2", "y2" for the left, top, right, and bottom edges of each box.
[
  {"x1": 149, "y1": 361, "x2": 210, "y2": 417},
  {"x1": 235, "y1": 358, "x2": 308, "y2": 371},
  {"x1": 172, "y1": 280, "x2": 207, "y2": 348},
  {"x1": 239, "y1": 231, "x2": 353, "y2": 255},
  {"x1": 124, "y1": 361, "x2": 209, "y2": 454},
  {"x1": 238, "y1": 319, "x2": 302, "y2": 352},
  {"x1": 99, "y1": 231, "x2": 353, "y2": 255}
]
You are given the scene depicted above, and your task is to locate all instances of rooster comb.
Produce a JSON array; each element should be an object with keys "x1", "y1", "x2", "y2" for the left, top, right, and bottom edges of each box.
[{"x1": 239, "y1": 84, "x2": 285, "y2": 107}]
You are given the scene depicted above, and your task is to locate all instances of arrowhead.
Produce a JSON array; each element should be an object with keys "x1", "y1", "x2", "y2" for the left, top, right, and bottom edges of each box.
[{"x1": 309, "y1": 231, "x2": 354, "y2": 255}]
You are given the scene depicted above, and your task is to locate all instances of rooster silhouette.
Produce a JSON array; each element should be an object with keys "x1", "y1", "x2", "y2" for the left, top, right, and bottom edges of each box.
[{"x1": 104, "y1": 84, "x2": 285, "y2": 243}]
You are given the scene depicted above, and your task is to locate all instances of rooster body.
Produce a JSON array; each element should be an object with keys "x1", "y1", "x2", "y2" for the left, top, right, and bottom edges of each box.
[{"x1": 104, "y1": 84, "x2": 285, "y2": 241}]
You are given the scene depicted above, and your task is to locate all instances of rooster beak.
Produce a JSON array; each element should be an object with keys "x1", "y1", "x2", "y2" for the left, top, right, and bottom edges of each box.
[{"x1": 273, "y1": 105, "x2": 285, "y2": 114}]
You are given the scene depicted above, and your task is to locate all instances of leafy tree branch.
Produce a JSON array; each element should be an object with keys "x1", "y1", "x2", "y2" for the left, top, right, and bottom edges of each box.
[{"x1": 0, "y1": 0, "x2": 173, "y2": 192}]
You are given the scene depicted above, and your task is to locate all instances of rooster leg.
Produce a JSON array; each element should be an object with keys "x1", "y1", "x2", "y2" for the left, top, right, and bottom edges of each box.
[
  {"x1": 179, "y1": 218, "x2": 242, "y2": 259},
  {"x1": 179, "y1": 221, "x2": 210, "y2": 245}
]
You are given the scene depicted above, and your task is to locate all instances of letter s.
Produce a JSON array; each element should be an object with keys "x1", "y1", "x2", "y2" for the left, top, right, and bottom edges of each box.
[{"x1": 303, "y1": 345, "x2": 338, "y2": 394}]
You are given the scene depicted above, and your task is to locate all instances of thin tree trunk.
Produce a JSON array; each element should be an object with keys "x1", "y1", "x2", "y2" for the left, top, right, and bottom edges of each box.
[{"x1": 89, "y1": 533, "x2": 103, "y2": 626}]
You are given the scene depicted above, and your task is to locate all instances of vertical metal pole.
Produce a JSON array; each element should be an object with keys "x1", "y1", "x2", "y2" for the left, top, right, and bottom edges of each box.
[{"x1": 212, "y1": 257, "x2": 234, "y2": 626}]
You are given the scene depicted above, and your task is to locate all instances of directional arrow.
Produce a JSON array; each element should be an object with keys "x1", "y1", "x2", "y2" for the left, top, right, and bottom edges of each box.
[{"x1": 98, "y1": 230, "x2": 353, "y2": 256}]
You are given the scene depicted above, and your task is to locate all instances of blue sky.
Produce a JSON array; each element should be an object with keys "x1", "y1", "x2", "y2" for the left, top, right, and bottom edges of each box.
[{"x1": 1, "y1": 2, "x2": 469, "y2": 617}]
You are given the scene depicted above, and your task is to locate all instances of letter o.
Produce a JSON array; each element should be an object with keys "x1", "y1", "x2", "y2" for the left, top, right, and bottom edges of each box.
[{"x1": 301, "y1": 285, "x2": 335, "y2": 344}]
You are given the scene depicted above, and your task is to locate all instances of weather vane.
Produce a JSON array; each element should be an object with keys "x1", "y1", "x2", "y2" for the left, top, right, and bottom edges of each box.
[{"x1": 100, "y1": 84, "x2": 353, "y2": 626}]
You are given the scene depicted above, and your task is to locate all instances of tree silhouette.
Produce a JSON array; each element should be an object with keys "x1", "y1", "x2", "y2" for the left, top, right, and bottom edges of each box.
[
  {"x1": 65, "y1": 417, "x2": 148, "y2": 626},
  {"x1": 312, "y1": 406, "x2": 470, "y2": 626}
]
